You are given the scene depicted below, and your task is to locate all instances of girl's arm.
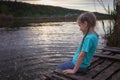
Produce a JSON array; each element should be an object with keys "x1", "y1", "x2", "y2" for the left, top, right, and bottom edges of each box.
[
  {"x1": 63, "y1": 52, "x2": 86, "y2": 74},
  {"x1": 73, "y1": 52, "x2": 86, "y2": 73}
]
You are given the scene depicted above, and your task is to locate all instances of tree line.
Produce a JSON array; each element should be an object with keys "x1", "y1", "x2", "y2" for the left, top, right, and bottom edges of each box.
[{"x1": 0, "y1": 1, "x2": 109, "y2": 19}]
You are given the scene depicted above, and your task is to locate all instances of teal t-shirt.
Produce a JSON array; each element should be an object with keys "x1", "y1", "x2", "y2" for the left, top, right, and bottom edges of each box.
[{"x1": 72, "y1": 33, "x2": 99, "y2": 68}]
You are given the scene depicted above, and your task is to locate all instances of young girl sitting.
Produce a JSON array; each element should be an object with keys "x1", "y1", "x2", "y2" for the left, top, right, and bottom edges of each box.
[{"x1": 56, "y1": 12, "x2": 99, "y2": 74}]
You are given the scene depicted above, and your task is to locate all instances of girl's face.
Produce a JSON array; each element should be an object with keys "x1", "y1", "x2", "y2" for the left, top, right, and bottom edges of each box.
[{"x1": 78, "y1": 21, "x2": 88, "y2": 33}]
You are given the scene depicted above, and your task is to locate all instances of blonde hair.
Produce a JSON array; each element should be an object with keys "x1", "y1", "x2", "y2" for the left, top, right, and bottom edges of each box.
[{"x1": 77, "y1": 12, "x2": 97, "y2": 28}]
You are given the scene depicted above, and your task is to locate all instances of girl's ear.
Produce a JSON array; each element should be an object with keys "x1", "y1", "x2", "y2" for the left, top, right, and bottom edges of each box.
[{"x1": 84, "y1": 21, "x2": 88, "y2": 28}]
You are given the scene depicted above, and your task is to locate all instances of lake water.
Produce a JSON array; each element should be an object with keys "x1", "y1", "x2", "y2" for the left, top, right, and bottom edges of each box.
[
  {"x1": 0, "y1": 20, "x2": 111, "y2": 80},
  {"x1": 0, "y1": 20, "x2": 110, "y2": 49}
]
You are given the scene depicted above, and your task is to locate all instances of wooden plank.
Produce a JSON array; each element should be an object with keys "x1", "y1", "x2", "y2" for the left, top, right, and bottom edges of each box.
[
  {"x1": 88, "y1": 57, "x2": 100, "y2": 69},
  {"x1": 94, "y1": 62, "x2": 120, "y2": 80},
  {"x1": 54, "y1": 70, "x2": 92, "y2": 80},
  {"x1": 100, "y1": 47, "x2": 120, "y2": 53},
  {"x1": 101, "y1": 51, "x2": 112, "y2": 55},
  {"x1": 94, "y1": 54, "x2": 120, "y2": 61},
  {"x1": 51, "y1": 74, "x2": 71, "y2": 80},
  {"x1": 103, "y1": 47, "x2": 120, "y2": 49},
  {"x1": 110, "y1": 69, "x2": 120, "y2": 80},
  {"x1": 88, "y1": 59, "x2": 104, "y2": 70},
  {"x1": 114, "y1": 54, "x2": 120, "y2": 58},
  {"x1": 84, "y1": 60, "x2": 113, "y2": 79},
  {"x1": 91, "y1": 57, "x2": 99, "y2": 64}
]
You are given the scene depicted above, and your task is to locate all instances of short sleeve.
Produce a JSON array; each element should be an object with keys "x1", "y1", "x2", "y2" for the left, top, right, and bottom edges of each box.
[{"x1": 81, "y1": 38, "x2": 92, "y2": 53}]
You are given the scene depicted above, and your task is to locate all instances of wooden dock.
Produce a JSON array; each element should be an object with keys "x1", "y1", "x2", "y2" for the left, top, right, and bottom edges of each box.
[{"x1": 40, "y1": 47, "x2": 120, "y2": 80}]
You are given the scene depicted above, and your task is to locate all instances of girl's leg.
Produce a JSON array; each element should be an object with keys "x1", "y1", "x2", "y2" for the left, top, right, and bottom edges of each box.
[
  {"x1": 56, "y1": 59, "x2": 74, "y2": 70},
  {"x1": 56, "y1": 59, "x2": 88, "y2": 74}
]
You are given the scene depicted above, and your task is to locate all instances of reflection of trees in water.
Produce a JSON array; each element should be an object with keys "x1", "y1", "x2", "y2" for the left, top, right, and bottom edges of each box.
[
  {"x1": 0, "y1": 16, "x2": 76, "y2": 28},
  {"x1": 4, "y1": 27, "x2": 20, "y2": 32},
  {"x1": 0, "y1": 14, "x2": 13, "y2": 27},
  {"x1": 0, "y1": 14, "x2": 31, "y2": 28}
]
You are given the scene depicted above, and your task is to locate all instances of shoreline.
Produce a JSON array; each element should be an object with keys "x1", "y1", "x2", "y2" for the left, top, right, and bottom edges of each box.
[
  {"x1": 0, "y1": 15, "x2": 111, "y2": 27},
  {"x1": 15, "y1": 15, "x2": 111, "y2": 21}
]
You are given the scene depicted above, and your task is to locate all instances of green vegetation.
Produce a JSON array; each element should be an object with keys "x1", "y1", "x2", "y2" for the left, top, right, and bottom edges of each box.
[
  {"x1": 0, "y1": 1, "x2": 82, "y2": 17},
  {"x1": 0, "y1": 1, "x2": 109, "y2": 19},
  {"x1": 100, "y1": 0, "x2": 120, "y2": 47}
]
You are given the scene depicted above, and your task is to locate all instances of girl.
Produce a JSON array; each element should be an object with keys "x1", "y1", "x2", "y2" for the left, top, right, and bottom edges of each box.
[{"x1": 56, "y1": 12, "x2": 99, "y2": 74}]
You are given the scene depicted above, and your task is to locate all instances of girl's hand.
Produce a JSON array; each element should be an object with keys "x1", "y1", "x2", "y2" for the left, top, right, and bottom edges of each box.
[{"x1": 62, "y1": 69, "x2": 76, "y2": 74}]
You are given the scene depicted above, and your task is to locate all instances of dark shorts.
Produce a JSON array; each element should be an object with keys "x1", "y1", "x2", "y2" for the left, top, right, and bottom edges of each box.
[{"x1": 56, "y1": 59, "x2": 88, "y2": 74}]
